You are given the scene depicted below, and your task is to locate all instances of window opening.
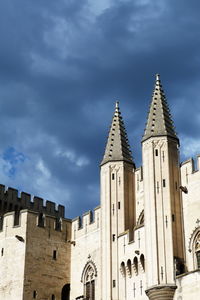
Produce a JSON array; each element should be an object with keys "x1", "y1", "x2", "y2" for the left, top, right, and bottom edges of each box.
[
  {"x1": 133, "y1": 257, "x2": 138, "y2": 275},
  {"x1": 163, "y1": 179, "x2": 166, "y2": 187},
  {"x1": 14, "y1": 205, "x2": 20, "y2": 226},
  {"x1": 155, "y1": 149, "x2": 158, "y2": 156},
  {"x1": 194, "y1": 232, "x2": 200, "y2": 269},
  {"x1": 140, "y1": 254, "x2": 145, "y2": 271},
  {"x1": 196, "y1": 251, "x2": 200, "y2": 269},
  {"x1": 84, "y1": 265, "x2": 96, "y2": 300},
  {"x1": 127, "y1": 259, "x2": 132, "y2": 276},
  {"x1": 53, "y1": 250, "x2": 57, "y2": 260},
  {"x1": 55, "y1": 218, "x2": 62, "y2": 231},
  {"x1": 112, "y1": 173, "x2": 115, "y2": 180},
  {"x1": 0, "y1": 216, "x2": 3, "y2": 230},
  {"x1": 175, "y1": 182, "x2": 178, "y2": 190},
  {"x1": 38, "y1": 213, "x2": 45, "y2": 227},
  {"x1": 33, "y1": 290, "x2": 37, "y2": 298}
]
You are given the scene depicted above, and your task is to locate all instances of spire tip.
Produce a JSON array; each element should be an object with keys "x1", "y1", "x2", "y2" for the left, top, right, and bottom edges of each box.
[
  {"x1": 115, "y1": 101, "x2": 119, "y2": 109},
  {"x1": 156, "y1": 74, "x2": 160, "y2": 81}
]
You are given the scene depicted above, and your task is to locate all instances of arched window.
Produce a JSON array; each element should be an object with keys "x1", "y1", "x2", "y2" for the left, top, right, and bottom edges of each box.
[
  {"x1": 133, "y1": 257, "x2": 138, "y2": 275},
  {"x1": 189, "y1": 227, "x2": 200, "y2": 270},
  {"x1": 81, "y1": 261, "x2": 97, "y2": 300},
  {"x1": 140, "y1": 254, "x2": 145, "y2": 271},
  {"x1": 194, "y1": 232, "x2": 200, "y2": 269},
  {"x1": 127, "y1": 259, "x2": 132, "y2": 277},
  {"x1": 120, "y1": 261, "x2": 126, "y2": 277}
]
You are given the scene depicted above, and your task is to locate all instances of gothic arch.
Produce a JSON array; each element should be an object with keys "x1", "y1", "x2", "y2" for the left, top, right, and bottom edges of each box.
[
  {"x1": 127, "y1": 259, "x2": 132, "y2": 277},
  {"x1": 120, "y1": 261, "x2": 126, "y2": 277},
  {"x1": 81, "y1": 260, "x2": 97, "y2": 283},
  {"x1": 133, "y1": 257, "x2": 138, "y2": 275},
  {"x1": 81, "y1": 260, "x2": 97, "y2": 300},
  {"x1": 140, "y1": 254, "x2": 145, "y2": 271},
  {"x1": 188, "y1": 226, "x2": 200, "y2": 269}
]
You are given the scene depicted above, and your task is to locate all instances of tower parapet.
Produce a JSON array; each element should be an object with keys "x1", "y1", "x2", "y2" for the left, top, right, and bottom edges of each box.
[
  {"x1": 72, "y1": 206, "x2": 101, "y2": 240},
  {"x1": 0, "y1": 184, "x2": 65, "y2": 218}
]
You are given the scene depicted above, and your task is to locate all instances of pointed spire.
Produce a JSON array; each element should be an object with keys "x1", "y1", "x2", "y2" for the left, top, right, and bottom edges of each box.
[
  {"x1": 142, "y1": 74, "x2": 178, "y2": 142},
  {"x1": 101, "y1": 102, "x2": 135, "y2": 166}
]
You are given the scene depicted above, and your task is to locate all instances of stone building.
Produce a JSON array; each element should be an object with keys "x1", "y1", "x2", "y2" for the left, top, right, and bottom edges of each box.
[{"x1": 0, "y1": 75, "x2": 200, "y2": 300}]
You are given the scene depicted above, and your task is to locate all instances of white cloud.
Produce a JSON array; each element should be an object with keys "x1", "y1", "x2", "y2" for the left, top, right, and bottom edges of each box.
[
  {"x1": 55, "y1": 149, "x2": 90, "y2": 167},
  {"x1": 36, "y1": 159, "x2": 51, "y2": 179}
]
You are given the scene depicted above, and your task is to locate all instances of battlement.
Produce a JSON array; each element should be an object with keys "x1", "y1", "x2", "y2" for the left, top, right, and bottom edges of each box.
[
  {"x1": 181, "y1": 155, "x2": 200, "y2": 175},
  {"x1": 180, "y1": 155, "x2": 200, "y2": 189},
  {"x1": 0, "y1": 209, "x2": 71, "y2": 234},
  {"x1": 0, "y1": 184, "x2": 65, "y2": 218},
  {"x1": 72, "y1": 206, "x2": 101, "y2": 239}
]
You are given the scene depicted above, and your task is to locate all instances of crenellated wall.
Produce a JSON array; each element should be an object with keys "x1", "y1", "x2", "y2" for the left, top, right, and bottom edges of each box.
[
  {"x1": 72, "y1": 206, "x2": 101, "y2": 239},
  {"x1": 0, "y1": 184, "x2": 65, "y2": 218},
  {"x1": 0, "y1": 211, "x2": 27, "y2": 300}
]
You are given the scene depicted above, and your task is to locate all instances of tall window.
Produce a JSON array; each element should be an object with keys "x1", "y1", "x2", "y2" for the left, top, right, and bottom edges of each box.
[
  {"x1": 195, "y1": 232, "x2": 200, "y2": 269},
  {"x1": 38, "y1": 213, "x2": 45, "y2": 227},
  {"x1": 83, "y1": 264, "x2": 96, "y2": 300},
  {"x1": 85, "y1": 266, "x2": 95, "y2": 300},
  {"x1": 196, "y1": 251, "x2": 200, "y2": 269}
]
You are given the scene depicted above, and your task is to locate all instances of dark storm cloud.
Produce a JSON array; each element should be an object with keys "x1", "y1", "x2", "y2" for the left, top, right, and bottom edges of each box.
[{"x1": 0, "y1": 0, "x2": 200, "y2": 217}]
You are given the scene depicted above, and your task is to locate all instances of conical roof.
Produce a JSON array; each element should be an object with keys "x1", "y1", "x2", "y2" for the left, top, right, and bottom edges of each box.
[
  {"x1": 142, "y1": 74, "x2": 178, "y2": 142},
  {"x1": 101, "y1": 102, "x2": 135, "y2": 166}
]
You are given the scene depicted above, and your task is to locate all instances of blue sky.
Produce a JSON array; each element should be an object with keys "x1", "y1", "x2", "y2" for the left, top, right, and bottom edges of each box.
[{"x1": 0, "y1": 0, "x2": 200, "y2": 218}]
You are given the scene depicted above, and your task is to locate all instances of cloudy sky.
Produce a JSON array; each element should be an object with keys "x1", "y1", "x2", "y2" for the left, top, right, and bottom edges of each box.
[{"x1": 0, "y1": 0, "x2": 200, "y2": 218}]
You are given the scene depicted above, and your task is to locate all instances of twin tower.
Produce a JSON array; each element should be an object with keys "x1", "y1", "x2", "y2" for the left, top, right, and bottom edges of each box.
[{"x1": 100, "y1": 74, "x2": 184, "y2": 300}]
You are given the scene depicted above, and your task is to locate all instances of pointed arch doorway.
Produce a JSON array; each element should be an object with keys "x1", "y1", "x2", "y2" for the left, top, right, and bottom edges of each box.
[{"x1": 61, "y1": 284, "x2": 70, "y2": 300}]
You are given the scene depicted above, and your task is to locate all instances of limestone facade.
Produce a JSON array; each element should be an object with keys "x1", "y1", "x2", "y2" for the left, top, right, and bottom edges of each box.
[{"x1": 0, "y1": 75, "x2": 200, "y2": 300}]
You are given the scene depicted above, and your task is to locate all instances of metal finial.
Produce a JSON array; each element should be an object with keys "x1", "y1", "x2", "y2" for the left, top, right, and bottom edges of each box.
[{"x1": 115, "y1": 101, "x2": 119, "y2": 109}]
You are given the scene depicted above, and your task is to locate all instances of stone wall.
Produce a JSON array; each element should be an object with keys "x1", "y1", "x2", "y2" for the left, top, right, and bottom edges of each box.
[
  {"x1": 23, "y1": 211, "x2": 71, "y2": 300},
  {"x1": 118, "y1": 226, "x2": 148, "y2": 300},
  {"x1": 0, "y1": 211, "x2": 27, "y2": 300},
  {"x1": 70, "y1": 207, "x2": 101, "y2": 300},
  {"x1": 180, "y1": 156, "x2": 200, "y2": 272},
  {"x1": 0, "y1": 209, "x2": 71, "y2": 300}
]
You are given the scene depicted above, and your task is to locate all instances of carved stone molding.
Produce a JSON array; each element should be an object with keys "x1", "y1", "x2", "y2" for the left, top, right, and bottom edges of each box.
[{"x1": 146, "y1": 285, "x2": 177, "y2": 300}]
